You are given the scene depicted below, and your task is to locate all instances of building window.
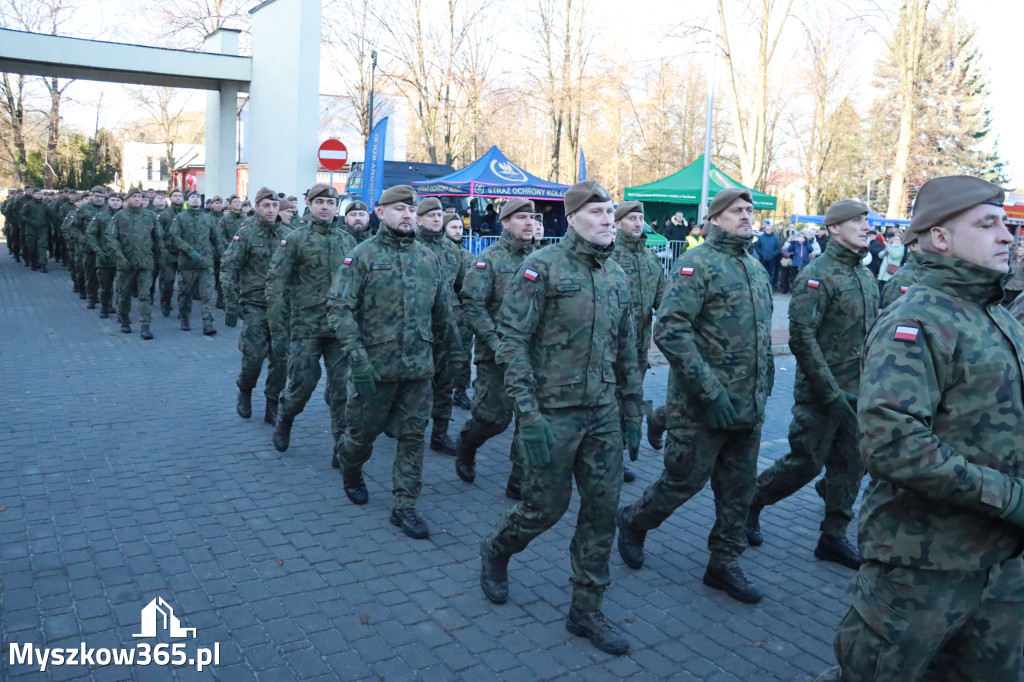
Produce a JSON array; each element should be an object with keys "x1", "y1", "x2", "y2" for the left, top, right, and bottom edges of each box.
[
  {"x1": 147, "y1": 157, "x2": 154, "y2": 181},
  {"x1": 160, "y1": 159, "x2": 168, "y2": 181}
]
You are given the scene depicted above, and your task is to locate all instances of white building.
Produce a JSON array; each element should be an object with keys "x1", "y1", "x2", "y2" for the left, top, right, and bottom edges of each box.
[{"x1": 121, "y1": 141, "x2": 203, "y2": 191}]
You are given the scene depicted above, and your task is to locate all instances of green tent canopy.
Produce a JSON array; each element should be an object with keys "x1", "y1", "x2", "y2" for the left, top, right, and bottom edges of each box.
[{"x1": 623, "y1": 157, "x2": 777, "y2": 223}]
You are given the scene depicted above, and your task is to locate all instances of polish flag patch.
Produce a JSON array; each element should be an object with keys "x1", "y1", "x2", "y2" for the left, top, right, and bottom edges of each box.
[
  {"x1": 475, "y1": 261, "x2": 486, "y2": 269},
  {"x1": 232, "y1": 235, "x2": 240, "y2": 241},
  {"x1": 523, "y1": 268, "x2": 538, "y2": 281},
  {"x1": 893, "y1": 325, "x2": 920, "y2": 343},
  {"x1": 343, "y1": 257, "x2": 352, "y2": 265},
  {"x1": 680, "y1": 267, "x2": 694, "y2": 276},
  {"x1": 280, "y1": 239, "x2": 287, "y2": 246},
  {"x1": 807, "y1": 279, "x2": 820, "y2": 289},
  {"x1": 900, "y1": 286, "x2": 908, "y2": 293}
]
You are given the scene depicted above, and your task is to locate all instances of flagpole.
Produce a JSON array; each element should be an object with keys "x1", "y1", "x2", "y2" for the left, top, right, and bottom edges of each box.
[{"x1": 698, "y1": 7, "x2": 718, "y2": 225}]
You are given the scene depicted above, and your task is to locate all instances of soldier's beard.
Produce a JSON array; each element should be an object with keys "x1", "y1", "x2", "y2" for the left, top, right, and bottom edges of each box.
[{"x1": 388, "y1": 221, "x2": 415, "y2": 235}]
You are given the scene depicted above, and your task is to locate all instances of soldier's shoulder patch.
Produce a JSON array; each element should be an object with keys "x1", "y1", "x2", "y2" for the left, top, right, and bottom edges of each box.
[
  {"x1": 475, "y1": 261, "x2": 486, "y2": 269},
  {"x1": 523, "y1": 268, "x2": 539, "y2": 281},
  {"x1": 900, "y1": 286, "x2": 908, "y2": 293},
  {"x1": 893, "y1": 325, "x2": 920, "y2": 343},
  {"x1": 343, "y1": 256, "x2": 353, "y2": 265},
  {"x1": 806, "y1": 279, "x2": 820, "y2": 289},
  {"x1": 279, "y1": 239, "x2": 287, "y2": 246},
  {"x1": 680, "y1": 266, "x2": 695, "y2": 276},
  {"x1": 232, "y1": 235, "x2": 240, "y2": 241}
]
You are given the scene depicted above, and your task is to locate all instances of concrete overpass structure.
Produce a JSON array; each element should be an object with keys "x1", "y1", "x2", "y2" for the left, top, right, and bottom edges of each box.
[{"x1": 0, "y1": 0, "x2": 320, "y2": 199}]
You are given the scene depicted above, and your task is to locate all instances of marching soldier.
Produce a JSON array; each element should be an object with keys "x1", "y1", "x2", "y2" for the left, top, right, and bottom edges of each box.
[
  {"x1": 84, "y1": 192, "x2": 123, "y2": 319},
  {"x1": 168, "y1": 191, "x2": 225, "y2": 335},
  {"x1": 616, "y1": 188, "x2": 774, "y2": 604},
  {"x1": 744, "y1": 200, "x2": 878, "y2": 569},
  {"x1": 158, "y1": 188, "x2": 186, "y2": 317},
  {"x1": 18, "y1": 188, "x2": 50, "y2": 272},
  {"x1": 343, "y1": 200, "x2": 372, "y2": 243},
  {"x1": 443, "y1": 211, "x2": 474, "y2": 410},
  {"x1": 106, "y1": 187, "x2": 162, "y2": 340}
]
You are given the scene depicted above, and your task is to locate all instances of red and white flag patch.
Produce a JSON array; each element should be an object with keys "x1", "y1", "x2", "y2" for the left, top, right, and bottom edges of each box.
[
  {"x1": 900, "y1": 286, "x2": 908, "y2": 293},
  {"x1": 680, "y1": 267, "x2": 694, "y2": 276},
  {"x1": 343, "y1": 257, "x2": 352, "y2": 265},
  {"x1": 807, "y1": 279, "x2": 820, "y2": 289},
  {"x1": 280, "y1": 239, "x2": 287, "y2": 246},
  {"x1": 475, "y1": 261, "x2": 486, "y2": 269},
  {"x1": 523, "y1": 268, "x2": 538, "y2": 281},
  {"x1": 232, "y1": 235, "x2": 240, "y2": 241},
  {"x1": 893, "y1": 325, "x2": 919, "y2": 342}
]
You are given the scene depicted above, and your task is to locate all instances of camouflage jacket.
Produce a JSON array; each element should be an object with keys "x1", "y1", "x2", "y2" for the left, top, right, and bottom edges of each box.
[
  {"x1": 1010, "y1": 291, "x2": 1024, "y2": 323},
  {"x1": 68, "y1": 203, "x2": 103, "y2": 248},
  {"x1": 266, "y1": 218, "x2": 356, "y2": 340},
  {"x1": 18, "y1": 196, "x2": 48, "y2": 231},
  {"x1": 857, "y1": 251, "x2": 1024, "y2": 571},
  {"x1": 218, "y1": 210, "x2": 246, "y2": 250},
  {"x1": 221, "y1": 216, "x2": 289, "y2": 309},
  {"x1": 611, "y1": 231, "x2": 666, "y2": 365},
  {"x1": 416, "y1": 225, "x2": 466, "y2": 331},
  {"x1": 169, "y1": 209, "x2": 224, "y2": 270},
  {"x1": 49, "y1": 197, "x2": 73, "y2": 232},
  {"x1": 346, "y1": 225, "x2": 372, "y2": 244},
  {"x1": 495, "y1": 227, "x2": 643, "y2": 424},
  {"x1": 879, "y1": 251, "x2": 922, "y2": 309},
  {"x1": 158, "y1": 204, "x2": 184, "y2": 263},
  {"x1": 654, "y1": 224, "x2": 774, "y2": 430},
  {"x1": 327, "y1": 226, "x2": 457, "y2": 381},
  {"x1": 461, "y1": 229, "x2": 536, "y2": 364},
  {"x1": 84, "y1": 207, "x2": 120, "y2": 267},
  {"x1": 106, "y1": 206, "x2": 162, "y2": 271},
  {"x1": 789, "y1": 239, "x2": 878, "y2": 405}
]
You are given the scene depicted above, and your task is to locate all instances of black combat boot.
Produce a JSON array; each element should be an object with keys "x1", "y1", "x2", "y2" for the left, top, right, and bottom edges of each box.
[
  {"x1": 815, "y1": 477, "x2": 827, "y2": 502},
  {"x1": 40, "y1": 263, "x2": 47, "y2": 273},
  {"x1": 390, "y1": 507, "x2": 429, "y2": 539},
  {"x1": 623, "y1": 465, "x2": 636, "y2": 483},
  {"x1": 616, "y1": 506, "x2": 647, "y2": 569},
  {"x1": 505, "y1": 476, "x2": 521, "y2": 501},
  {"x1": 202, "y1": 323, "x2": 217, "y2": 336},
  {"x1": 120, "y1": 318, "x2": 132, "y2": 334},
  {"x1": 452, "y1": 388, "x2": 471, "y2": 410},
  {"x1": 99, "y1": 303, "x2": 110, "y2": 319},
  {"x1": 180, "y1": 319, "x2": 191, "y2": 331},
  {"x1": 702, "y1": 563, "x2": 763, "y2": 604},
  {"x1": 272, "y1": 416, "x2": 293, "y2": 452},
  {"x1": 140, "y1": 325, "x2": 153, "y2": 340},
  {"x1": 86, "y1": 299, "x2": 96, "y2": 310},
  {"x1": 566, "y1": 608, "x2": 630, "y2": 656},
  {"x1": 264, "y1": 398, "x2": 278, "y2": 425},
  {"x1": 215, "y1": 294, "x2": 225, "y2": 310},
  {"x1": 236, "y1": 389, "x2": 252, "y2": 419},
  {"x1": 647, "y1": 414, "x2": 665, "y2": 451},
  {"x1": 79, "y1": 291, "x2": 87, "y2": 300},
  {"x1": 342, "y1": 468, "x2": 368, "y2": 505},
  {"x1": 744, "y1": 504, "x2": 764, "y2": 546},
  {"x1": 815, "y1": 533, "x2": 862, "y2": 570},
  {"x1": 429, "y1": 421, "x2": 457, "y2": 456},
  {"x1": 479, "y1": 539, "x2": 509, "y2": 604},
  {"x1": 161, "y1": 301, "x2": 171, "y2": 317},
  {"x1": 455, "y1": 437, "x2": 476, "y2": 483}
]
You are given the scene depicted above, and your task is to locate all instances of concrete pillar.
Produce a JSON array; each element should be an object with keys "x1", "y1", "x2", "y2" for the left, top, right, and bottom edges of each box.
[
  {"x1": 249, "y1": 0, "x2": 321, "y2": 199},
  {"x1": 203, "y1": 28, "x2": 241, "y2": 200}
]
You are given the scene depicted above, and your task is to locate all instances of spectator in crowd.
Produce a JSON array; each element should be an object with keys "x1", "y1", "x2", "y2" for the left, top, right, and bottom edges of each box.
[
  {"x1": 752, "y1": 222, "x2": 781, "y2": 290},
  {"x1": 875, "y1": 230, "x2": 906, "y2": 295},
  {"x1": 662, "y1": 211, "x2": 688, "y2": 242},
  {"x1": 864, "y1": 229, "x2": 886, "y2": 279},
  {"x1": 685, "y1": 223, "x2": 705, "y2": 250},
  {"x1": 780, "y1": 228, "x2": 814, "y2": 293},
  {"x1": 816, "y1": 226, "x2": 830, "y2": 252}
]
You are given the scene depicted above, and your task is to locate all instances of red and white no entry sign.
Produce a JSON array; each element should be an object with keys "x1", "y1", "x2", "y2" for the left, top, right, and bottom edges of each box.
[{"x1": 318, "y1": 139, "x2": 348, "y2": 171}]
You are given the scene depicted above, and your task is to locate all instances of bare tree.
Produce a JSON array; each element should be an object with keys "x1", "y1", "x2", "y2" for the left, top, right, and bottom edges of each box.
[
  {"x1": 0, "y1": 72, "x2": 30, "y2": 182},
  {"x1": 126, "y1": 86, "x2": 203, "y2": 190},
  {"x1": 143, "y1": 0, "x2": 250, "y2": 50}
]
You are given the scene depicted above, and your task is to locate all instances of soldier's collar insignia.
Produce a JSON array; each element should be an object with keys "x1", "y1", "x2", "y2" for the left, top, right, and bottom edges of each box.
[
  {"x1": 475, "y1": 261, "x2": 486, "y2": 269},
  {"x1": 523, "y1": 268, "x2": 538, "y2": 281},
  {"x1": 680, "y1": 267, "x2": 694, "y2": 276},
  {"x1": 807, "y1": 279, "x2": 820, "y2": 288},
  {"x1": 343, "y1": 257, "x2": 352, "y2": 265},
  {"x1": 280, "y1": 239, "x2": 287, "y2": 246},
  {"x1": 893, "y1": 325, "x2": 919, "y2": 342}
]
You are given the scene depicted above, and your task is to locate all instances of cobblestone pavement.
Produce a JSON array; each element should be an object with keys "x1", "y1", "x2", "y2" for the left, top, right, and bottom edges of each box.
[{"x1": 1, "y1": 252, "x2": 858, "y2": 681}]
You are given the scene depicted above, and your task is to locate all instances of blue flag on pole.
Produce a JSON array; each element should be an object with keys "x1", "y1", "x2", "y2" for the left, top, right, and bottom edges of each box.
[
  {"x1": 361, "y1": 117, "x2": 389, "y2": 208},
  {"x1": 578, "y1": 148, "x2": 587, "y2": 181}
]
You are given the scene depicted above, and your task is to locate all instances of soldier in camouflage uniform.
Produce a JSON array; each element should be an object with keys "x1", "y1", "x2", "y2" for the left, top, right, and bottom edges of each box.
[
  {"x1": 816, "y1": 176, "x2": 1024, "y2": 682},
  {"x1": 414, "y1": 197, "x2": 468, "y2": 456},
  {"x1": 617, "y1": 188, "x2": 774, "y2": 604},
  {"x1": 444, "y1": 211, "x2": 474, "y2": 410},
  {"x1": 2, "y1": 189, "x2": 22, "y2": 260},
  {"x1": 478, "y1": 181, "x2": 643, "y2": 656},
  {"x1": 59, "y1": 196, "x2": 84, "y2": 287},
  {"x1": 343, "y1": 200, "x2": 372, "y2": 244},
  {"x1": 327, "y1": 185, "x2": 457, "y2": 540},
  {"x1": 215, "y1": 195, "x2": 246, "y2": 310},
  {"x1": 222, "y1": 187, "x2": 287, "y2": 422},
  {"x1": 744, "y1": 200, "x2": 878, "y2": 569},
  {"x1": 71, "y1": 188, "x2": 108, "y2": 303},
  {"x1": 106, "y1": 187, "x2": 161, "y2": 339},
  {"x1": 879, "y1": 239, "x2": 921, "y2": 309},
  {"x1": 18, "y1": 188, "x2": 50, "y2": 272},
  {"x1": 6, "y1": 187, "x2": 28, "y2": 264},
  {"x1": 455, "y1": 199, "x2": 538, "y2": 491},
  {"x1": 158, "y1": 188, "x2": 186, "y2": 317},
  {"x1": 1010, "y1": 290, "x2": 1024, "y2": 322},
  {"x1": 84, "y1": 192, "x2": 123, "y2": 319},
  {"x1": 266, "y1": 184, "x2": 356, "y2": 453},
  {"x1": 610, "y1": 201, "x2": 666, "y2": 483},
  {"x1": 168, "y1": 191, "x2": 225, "y2": 335}
]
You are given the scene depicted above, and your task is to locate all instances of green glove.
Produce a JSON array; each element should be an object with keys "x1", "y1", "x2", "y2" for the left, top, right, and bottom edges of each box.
[
  {"x1": 999, "y1": 478, "x2": 1024, "y2": 528},
  {"x1": 624, "y1": 420, "x2": 641, "y2": 461},
  {"x1": 519, "y1": 417, "x2": 555, "y2": 468},
  {"x1": 190, "y1": 249, "x2": 202, "y2": 264},
  {"x1": 224, "y1": 308, "x2": 239, "y2": 328},
  {"x1": 829, "y1": 392, "x2": 858, "y2": 432},
  {"x1": 705, "y1": 391, "x2": 738, "y2": 430},
  {"x1": 350, "y1": 351, "x2": 380, "y2": 397}
]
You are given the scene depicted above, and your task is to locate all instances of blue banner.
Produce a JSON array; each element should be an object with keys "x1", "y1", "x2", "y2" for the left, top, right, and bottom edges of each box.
[
  {"x1": 578, "y1": 148, "x2": 586, "y2": 181},
  {"x1": 361, "y1": 117, "x2": 388, "y2": 208}
]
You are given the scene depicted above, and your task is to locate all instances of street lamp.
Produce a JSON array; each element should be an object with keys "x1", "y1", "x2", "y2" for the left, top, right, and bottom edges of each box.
[{"x1": 368, "y1": 50, "x2": 378, "y2": 146}]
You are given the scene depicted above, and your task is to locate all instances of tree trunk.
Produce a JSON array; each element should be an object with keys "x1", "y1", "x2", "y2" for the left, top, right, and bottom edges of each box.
[
  {"x1": 886, "y1": 0, "x2": 929, "y2": 219},
  {"x1": 44, "y1": 77, "x2": 62, "y2": 189}
]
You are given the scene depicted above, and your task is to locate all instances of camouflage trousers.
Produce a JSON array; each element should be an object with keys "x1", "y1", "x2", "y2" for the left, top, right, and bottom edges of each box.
[
  {"x1": 66, "y1": 243, "x2": 79, "y2": 287},
  {"x1": 116, "y1": 268, "x2": 154, "y2": 324},
  {"x1": 78, "y1": 249, "x2": 98, "y2": 302},
  {"x1": 337, "y1": 378, "x2": 432, "y2": 510},
  {"x1": 815, "y1": 559, "x2": 1024, "y2": 682},
  {"x1": 488, "y1": 401, "x2": 622, "y2": 612},
  {"x1": 159, "y1": 258, "x2": 178, "y2": 308},
  {"x1": 751, "y1": 402, "x2": 863, "y2": 536},
  {"x1": 96, "y1": 266, "x2": 116, "y2": 311},
  {"x1": 23, "y1": 227, "x2": 47, "y2": 267},
  {"x1": 278, "y1": 337, "x2": 349, "y2": 446},
  {"x1": 5, "y1": 220, "x2": 18, "y2": 256},
  {"x1": 236, "y1": 304, "x2": 287, "y2": 402},
  {"x1": 453, "y1": 325, "x2": 473, "y2": 390},
  {"x1": 177, "y1": 268, "x2": 214, "y2": 324},
  {"x1": 624, "y1": 424, "x2": 761, "y2": 568},
  {"x1": 458, "y1": 360, "x2": 522, "y2": 484}
]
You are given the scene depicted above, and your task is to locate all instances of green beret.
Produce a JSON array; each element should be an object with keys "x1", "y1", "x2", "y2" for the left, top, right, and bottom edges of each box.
[
  {"x1": 614, "y1": 201, "x2": 643, "y2": 221},
  {"x1": 500, "y1": 198, "x2": 535, "y2": 220},
  {"x1": 277, "y1": 199, "x2": 294, "y2": 212},
  {"x1": 416, "y1": 197, "x2": 443, "y2": 215},
  {"x1": 90, "y1": 185, "x2": 107, "y2": 194},
  {"x1": 378, "y1": 185, "x2": 418, "y2": 206},
  {"x1": 909, "y1": 175, "x2": 1005, "y2": 240},
  {"x1": 442, "y1": 210, "x2": 461, "y2": 225},
  {"x1": 563, "y1": 180, "x2": 612, "y2": 216},
  {"x1": 168, "y1": 188, "x2": 183, "y2": 196},
  {"x1": 306, "y1": 183, "x2": 338, "y2": 202},
  {"x1": 208, "y1": 195, "x2": 223, "y2": 203},
  {"x1": 125, "y1": 186, "x2": 143, "y2": 199},
  {"x1": 185, "y1": 190, "x2": 201, "y2": 200},
  {"x1": 254, "y1": 187, "x2": 277, "y2": 205},
  {"x1": 344, "y1": 200, "x2": 368, "y2": 215},
  {"x1": 707, "y1": 188, "x2": 753, "y2": 219},
  {"x1": 107, "y1": 192, "x2": 124, "y2": 201},
  {"x1": 823, "y1": 199, "x2": 869, "y2": 227}
]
